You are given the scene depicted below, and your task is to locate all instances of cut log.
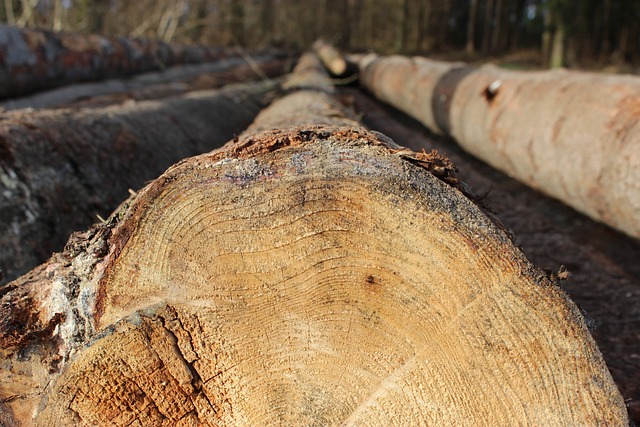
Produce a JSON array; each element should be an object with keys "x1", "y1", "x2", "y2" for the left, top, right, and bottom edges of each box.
[
  {"x1": 0, "y1": 53, "x2": 290, "y2": 111},
  {"x1": 312, "y1": 40, "x2": 350, "y2": 77},
  {"x1": 345, "y1": 84, "x2": 640, "y2": 424},
  {"x1": 357, "y1": 54, "x2": 640, "y2": 240},
  {"x1": 0, "y1": 53, "x2": 628, "y2": 426},
  {"x1": 0, "y1": 24, "x2": 275, "y2": 99},
  {"x1": 0, "y1": 80, "x2": 278, "y2": 282}
]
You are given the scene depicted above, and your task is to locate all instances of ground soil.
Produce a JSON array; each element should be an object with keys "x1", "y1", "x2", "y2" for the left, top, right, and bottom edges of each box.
[{"x1": 342, "y1": 87, "x2": 640, "y2": 425}]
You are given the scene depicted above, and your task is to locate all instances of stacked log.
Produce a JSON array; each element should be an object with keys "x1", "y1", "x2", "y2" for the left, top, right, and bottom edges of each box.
[
  {"x1": 0, "y1": 24, "x2": 282, "y2": 99},
  {"x1": 357, "y1": 54, "x2": 640, "y2": 240},
  {"x1": 0, "y1": 80, "x2": 279, "y2": 281},
  {"x1": 0, "y1": 53, "x2": 627, "y2": 425},
  {"x1": 0, "y1": 52, "x2": 290, "y2": 111}
]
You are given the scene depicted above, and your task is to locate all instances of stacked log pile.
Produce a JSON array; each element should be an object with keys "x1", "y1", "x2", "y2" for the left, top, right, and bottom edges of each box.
[
  {"x1": 0, "y1": 37, "x2": 629, "y2": 425},
  {"x1": 0, "y1": 53, "x2": 290, "y2": 111},
  {"x1": 355, "y1": 54, "x2": 640, "y2": 241},
  {"x1": 0, "y1": 80, "x2": 282, "y2": 281},
  {"x1": 0, "y1": 24, "x2": 285, "y2": 99}
]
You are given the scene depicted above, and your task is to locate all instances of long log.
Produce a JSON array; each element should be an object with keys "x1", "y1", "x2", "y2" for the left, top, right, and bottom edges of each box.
[
  {"x1": 312, "y1": 40, "x2": 348, "y2": 77},
  {"x1": 0, "y1": 53, "x2": 290, "y2": 111},
  {"x1": 0, "y1": 53, "x2": 627, "y2": 425},
  {"x1": 0, "y1": 80, "x2": 278, "y2": 282},
  {"x1": 357, "y1": 54, "x2": 640, "y2": 240},
  {"x1": 0, "y1": 24, "x2": 273, "y2": 99}
]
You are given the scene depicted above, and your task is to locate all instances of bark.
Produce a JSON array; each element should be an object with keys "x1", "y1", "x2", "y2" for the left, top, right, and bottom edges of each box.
[
  {"x1": 0, "y1": 52, "x2": 627, "y2": 426},
  {"x1": 0, "y1": 80, "x2": 278, "y2": 282},
  {"x1": 398, "y1": 0, "x2": 410, "y2": 51},
  {"x1": 600, "y1": 0, "x2": 612, "y2": 63},
  {"x1": 416, "y1": 0, "x2": 432, "y2": 51},
  {"x1": 0, "y1": 52, "x2": 289, "y2": 111},
  {"x1": 357, "y1": 54, "x2": 640, "y2": 240},
  {"x1": 0, "y1": 24, "x2": 246, "y2": 100},
  {"x1": 312, "y1": 40, "x2": 351, "y2": 77}
]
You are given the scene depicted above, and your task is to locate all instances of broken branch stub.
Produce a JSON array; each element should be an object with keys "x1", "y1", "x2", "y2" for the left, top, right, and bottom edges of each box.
[
  {"x1": 0, "y1": 53, "x2": 628, "y2": 425},
  {"x1": 357, "y1": 54, "x2": 640, "y2": 240}
]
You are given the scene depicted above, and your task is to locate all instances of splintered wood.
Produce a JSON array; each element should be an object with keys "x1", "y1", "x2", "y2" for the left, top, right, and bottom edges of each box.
[{"x1": 0, "y1": 53, "x2": 628, "y2": 426}]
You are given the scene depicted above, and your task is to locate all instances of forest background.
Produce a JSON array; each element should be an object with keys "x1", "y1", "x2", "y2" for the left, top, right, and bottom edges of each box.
[{"x1": 1, "y1": 0, "x2": 639, "y2": 72}]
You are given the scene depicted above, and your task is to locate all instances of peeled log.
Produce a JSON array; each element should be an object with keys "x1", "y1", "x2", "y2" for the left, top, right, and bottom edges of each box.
[
  {"x1": 358, "y1": 55, "x2": 640, "y2": 240},
  {"x1": 354, "y1": 55, "x2": 463, "y2": 135},
  {"x1": 0, "y1": 54, "x2": 628, "y2": 426},
  {"x1": 0, "y1": 24, "x2": 266, "y2": 99},
  {"x1": 0, "y1": 80, "x2": 277, "y2": 281}
]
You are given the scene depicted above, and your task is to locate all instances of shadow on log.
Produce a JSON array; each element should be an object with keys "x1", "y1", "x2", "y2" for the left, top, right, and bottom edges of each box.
[
  {"x1": 0, "y1": 53, "x2": 628, "y2": 426},
  {"x1": 0, "y1": 80, "x2": 279, "y2": 281},
  {"x1": 357, "y1": 54, "x2": 640, "y2": 240}
]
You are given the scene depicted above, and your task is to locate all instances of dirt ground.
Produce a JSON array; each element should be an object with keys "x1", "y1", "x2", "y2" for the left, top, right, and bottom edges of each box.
[{"x1": 342, "y1": 87, "x2": 640, "y2": 424}]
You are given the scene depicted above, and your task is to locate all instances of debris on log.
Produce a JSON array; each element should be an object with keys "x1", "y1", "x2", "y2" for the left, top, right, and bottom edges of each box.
[
  {"x1": 0, "y1": 80, "x2": 279, "y2": 282},
  {"x1": 0, "y1": 23, "x2": 276, "y2": 99},
  {"x1": 357, "y1": 54, "x2": 640, "y2": 240},
  {"x1": 0, "y1": 53, "x2": 628, "y2": 426}
]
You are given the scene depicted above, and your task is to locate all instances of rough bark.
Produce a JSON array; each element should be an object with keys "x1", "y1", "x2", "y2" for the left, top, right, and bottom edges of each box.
[
  {"x1": 0, "y1": 80, "x2": 278, "y2": 282},
  {"x1": 357, "y1": 54, "x2": 640, "y2": 240},
  {"x1": 0, "y1": 52, "x2": 628, "y2": 426},
  {"x1": 0, "y1": 53, "x2": 290, "y2": 111},
  {"x1": 0, "y1": 23, "x2": 266, "y2": 99}
]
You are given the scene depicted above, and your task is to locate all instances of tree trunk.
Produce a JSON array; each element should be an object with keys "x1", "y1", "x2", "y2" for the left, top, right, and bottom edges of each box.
[
  {"x1": 85, "y1": 0, "x2": 110, "y2": 34},
  {"x1": 357, "y1": 54, "x2": 640, "y2": 241},
  {"x1": 466, "y1": 0, "x2": 478, "y2": 54},
  {"x1": 398, "y1": 0, "x2": 411, "y2": 52},
  {"x1": 490, "y1": 0, "x2": 502, "y2": 53},
  {"x1": 0, "y1": 52, "x2": 628, "y2": 426},
  {"x1": 542, "y1": 4, "x2": 553, "y2": 67},
  {"x1": 0, "y1": 24, "x2": 240, "y2": 99},
  {"x1": 550, "y1": 18, "x2": 565, "y2": 68},
  {"x1": 600, "y1": 0, "x2": 612, "y2": 63},
  {"x1": 0, "y1": 78, "x2": 279, "y2": 282},
  {"x1": 2, "y1": 0, "x2": 15, "y2": 24},
  {"x1": 481, "y1": 0, "x2": 494, "y2": 53}
]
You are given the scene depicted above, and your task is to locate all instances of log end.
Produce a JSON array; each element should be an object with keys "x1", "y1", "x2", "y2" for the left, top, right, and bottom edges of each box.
[{"x1": 0, "y1": 126, "x2": 627, "y2": 425}]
